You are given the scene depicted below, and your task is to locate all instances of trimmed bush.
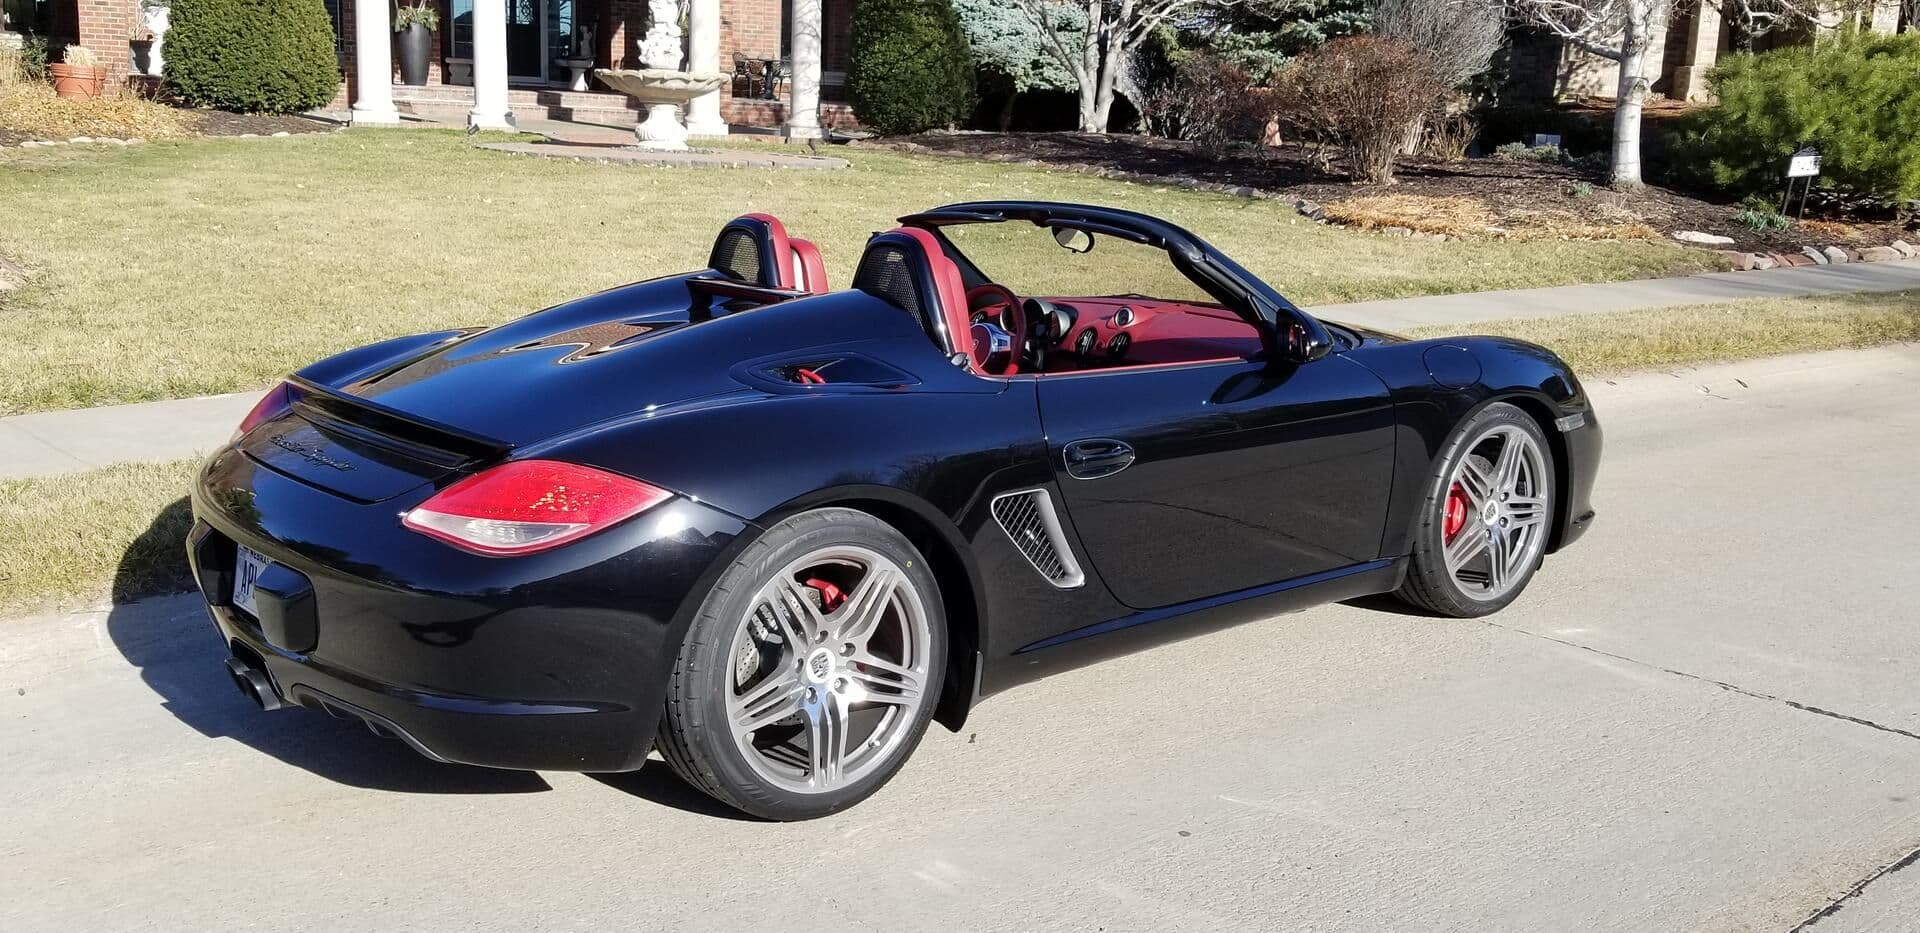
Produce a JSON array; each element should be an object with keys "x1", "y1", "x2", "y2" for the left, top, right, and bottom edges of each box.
[
  {"x1": 1668, "y1": 32, "x2": 1920, "y2": 201},
  {"x1": 165, "y1": 0, "x2": 340, "y2": 113},
  {"x1": 849, "y1": 0, "x2": 976, "y2": 135}
]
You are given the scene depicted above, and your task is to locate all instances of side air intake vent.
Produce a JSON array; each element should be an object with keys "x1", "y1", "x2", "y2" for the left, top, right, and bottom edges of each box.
[{"x1": 991, "y1": 489, "x2": 1085, "y2": 588}]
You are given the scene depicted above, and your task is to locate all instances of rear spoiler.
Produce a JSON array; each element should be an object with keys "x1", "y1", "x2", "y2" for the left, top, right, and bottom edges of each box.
[{"x1": 287, "y1": 375, "x2": 512, "y2": 468}]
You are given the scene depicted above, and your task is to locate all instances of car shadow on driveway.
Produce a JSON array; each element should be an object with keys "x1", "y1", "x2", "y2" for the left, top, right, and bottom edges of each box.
[{"x1": 108, "y1": 498, "x2": 552, "y2": 795}]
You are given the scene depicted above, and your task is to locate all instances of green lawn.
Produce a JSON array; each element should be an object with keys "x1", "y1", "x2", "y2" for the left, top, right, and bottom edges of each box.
[
  {"x1": 4, "y1": 291, "x2": 1912, "y2": 619},
  {"x1": 0, "y1": 130, "x2": 1722, "y2": 415}
]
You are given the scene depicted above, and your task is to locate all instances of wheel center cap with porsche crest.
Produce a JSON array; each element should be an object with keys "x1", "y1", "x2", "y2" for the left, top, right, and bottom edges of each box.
[
  {"x1": 1482, "y1": 501, "x2": 1501, "y2": 525},
  {"x1": 804, "y1": 647, "x2": 835, "y2": 683}
]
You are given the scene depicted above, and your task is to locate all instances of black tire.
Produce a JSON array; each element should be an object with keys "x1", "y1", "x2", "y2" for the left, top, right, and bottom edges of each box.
[
  {"x1": 1396, "y1": 402, "x2": 1556, "y2": 618},
  {"x1": 656, "y1": 507, "x2": 947, "y2": 820}
]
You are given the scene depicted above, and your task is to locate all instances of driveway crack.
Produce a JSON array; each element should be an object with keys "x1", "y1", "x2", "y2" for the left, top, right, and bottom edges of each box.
[
  {"x1": 1479, "y1": 621, "x2": 1920, "y2": 743},
  {"x1": 1788, "y1": 841, "x2": 1920, "y2": 930}
]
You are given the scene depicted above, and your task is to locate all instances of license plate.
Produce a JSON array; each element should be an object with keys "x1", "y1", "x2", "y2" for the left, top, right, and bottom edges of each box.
[{"x1": 232, "y1": 546, "x2": 272, "y2": 617}]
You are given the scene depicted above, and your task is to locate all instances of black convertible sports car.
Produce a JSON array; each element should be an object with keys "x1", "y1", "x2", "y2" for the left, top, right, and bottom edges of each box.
[{"x1": 189, "y1": 201, "x2": 1600, "y2": 819}]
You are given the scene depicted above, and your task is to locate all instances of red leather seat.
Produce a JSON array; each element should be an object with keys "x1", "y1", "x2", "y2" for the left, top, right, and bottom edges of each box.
[
  {"x1": 708, "y1": 213, "x2": 831, "y2": 294},
  {"x1": 851, "y1": 226, "x2": 982, "y2": 374}
]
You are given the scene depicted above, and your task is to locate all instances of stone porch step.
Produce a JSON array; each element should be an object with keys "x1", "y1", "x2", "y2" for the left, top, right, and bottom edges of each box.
[{"x1": 392, "y1": 86, "x2": 856, "y2": 130}]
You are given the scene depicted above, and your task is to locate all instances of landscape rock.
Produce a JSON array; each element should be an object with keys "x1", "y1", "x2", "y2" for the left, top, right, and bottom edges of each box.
[
  {"x1": 272, "y1": 131, "x2": 291, "y2": 138},
  {"x1": 68, "y1": 136, "x2": 92, "y2": 144},
  {"x1": 1776, "y1": 252, "x2": 1814, "y2": 267},
  {"x1": 1891, "y1": 240, "x2": 1916, "y2": 258},
  {"x1": 1673, "y1": 230, "x2": 1736, "y2": 246},
  {"x1": 1717, "y1": 250, "x2": 1756, "y2": 271},
  {"x1": 1382, "y1": 226, "x2": 1413, "y2": 237},
  {"x1": 1858, "y1": 246, "x2": 1902, "y2": 262},
  {"x1": 1822, "y1": 245, "x2": 1850, "y2": 264},
  {"x1": 1293, "y1": 198, "x2": 1325, "y2": 222},
  {"x1": 1801, "y1": 246, "x2": 1830, "y2": 265},
  {"x1": 1750, "y1": 254, "x2": 1777, "y2": 270}
]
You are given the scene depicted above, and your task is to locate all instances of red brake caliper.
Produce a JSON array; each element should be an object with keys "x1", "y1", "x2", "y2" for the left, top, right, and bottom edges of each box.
[
  {"x1": 803, "y1": 578, "x2": 846, "y2": 612},
  {"x1": 1443, "y1": 482, "x2": 1470, "y2": 541}
]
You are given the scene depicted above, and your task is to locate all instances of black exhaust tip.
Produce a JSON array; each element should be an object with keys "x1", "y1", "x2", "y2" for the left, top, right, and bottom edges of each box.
[{"x1": 223, "y1": 656, "x2": 287, "y2": 711}]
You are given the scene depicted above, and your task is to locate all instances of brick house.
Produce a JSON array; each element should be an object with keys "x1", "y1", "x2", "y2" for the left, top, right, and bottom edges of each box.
[
  {"x1": 1507, "y1": 0, "x2": 1912, "y2": 103},
  {"x1": 45, "y1": 0, "x2": 856, "y2": 132}
]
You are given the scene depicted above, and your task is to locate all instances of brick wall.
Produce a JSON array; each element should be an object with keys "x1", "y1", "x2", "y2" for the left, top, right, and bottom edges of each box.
[
  {"x1": 605, "y1": 0, "x2": 644, "y2": 67},
  {"x1": 72, "y1": 0, "x2": 137, "y2": 91}
]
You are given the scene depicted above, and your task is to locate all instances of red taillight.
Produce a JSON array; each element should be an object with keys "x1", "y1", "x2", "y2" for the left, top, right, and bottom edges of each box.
[
  {"x1": 402, "y1": 460, "x2": 672, "y2": 557},
  {"x1": 232, "y1": 382, "x2": 303, "y2": 442}
]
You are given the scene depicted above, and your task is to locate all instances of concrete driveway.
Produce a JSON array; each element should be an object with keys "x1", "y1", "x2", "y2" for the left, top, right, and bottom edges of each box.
[{"x1": 3, "y1": 346, "x2": 1917, "y2": 932}]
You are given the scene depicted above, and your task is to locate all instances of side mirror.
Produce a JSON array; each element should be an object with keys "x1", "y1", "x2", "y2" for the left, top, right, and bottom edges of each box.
[
  {"x1": 1283, "y1": 320, "x2": 1331, "y2": 363},
  {"x1": 1052, "y1": 227, "x2": 1095, "y2": 254}
]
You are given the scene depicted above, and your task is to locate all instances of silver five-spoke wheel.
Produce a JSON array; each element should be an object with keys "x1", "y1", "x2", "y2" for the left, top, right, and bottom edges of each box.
[
  {"x1": 1396, "y1": 402, "x2": 1558, "y2": 618},
  {"x1": 1440, "y1": 424, "x2": 1550, "y2": 600},
  {"x1": 725, "y1": 546, "x2": 933, "y2": 795}
]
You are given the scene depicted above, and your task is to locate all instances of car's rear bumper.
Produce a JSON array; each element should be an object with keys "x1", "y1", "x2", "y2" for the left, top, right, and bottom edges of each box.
[{"x1": 186, "y1": 447, "x2": 752, "y2": 772}]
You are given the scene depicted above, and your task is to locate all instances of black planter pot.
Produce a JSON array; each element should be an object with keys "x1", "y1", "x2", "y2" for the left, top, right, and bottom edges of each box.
[
  {"x1": 396, "y1": 23, "x2": 432, "y2": 87},
  {"x1": 130, "y1": 40, "x2": 154, "y2": 76}
]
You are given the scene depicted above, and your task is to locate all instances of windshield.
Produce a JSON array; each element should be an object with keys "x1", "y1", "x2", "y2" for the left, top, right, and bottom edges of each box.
[{"x1": 938, "y1": 223, "x2": 1218, "y2": 304}]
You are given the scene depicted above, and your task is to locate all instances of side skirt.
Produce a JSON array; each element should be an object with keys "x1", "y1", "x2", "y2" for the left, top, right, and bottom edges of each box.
[{"x1": 979, "y1": 557, "x2": 1407, "y2": 697}]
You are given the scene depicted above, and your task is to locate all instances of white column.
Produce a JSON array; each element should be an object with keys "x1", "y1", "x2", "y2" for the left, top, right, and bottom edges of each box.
[
  {"x1": 784, "y1": 0, "x2": 822, "y2": 140},
  {"x1": 350, "y1": 0, "x2": 399, "y2": 125},
  {"x1": 685, "y1": 0, "x2": 729, "y2": 137},
  {"x1": 469, "y1": 0, "x2": 514, "y2": 131}
]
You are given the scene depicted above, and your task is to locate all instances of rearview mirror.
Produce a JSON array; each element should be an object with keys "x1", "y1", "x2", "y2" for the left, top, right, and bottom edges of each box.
[{"x1": 1052, "y1": 227, "x2": 1094, "y2": 253}]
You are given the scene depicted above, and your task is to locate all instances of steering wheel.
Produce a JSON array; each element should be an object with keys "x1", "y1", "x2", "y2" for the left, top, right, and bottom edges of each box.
[{"x1": 965, "y1": 284, "x2": 1027, "y2": 375}]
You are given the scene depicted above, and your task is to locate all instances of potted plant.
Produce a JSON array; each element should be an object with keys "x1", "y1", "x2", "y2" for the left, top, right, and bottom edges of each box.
[
  {"x1": 49, "y1": 44, "x2": 104, "y2": 100},
  {"x1": 129, "y1": 20, "x2": 156, "y2": 75},
  {"x1": 393, "y1": 1, "x2": 438, "y2": 87}
]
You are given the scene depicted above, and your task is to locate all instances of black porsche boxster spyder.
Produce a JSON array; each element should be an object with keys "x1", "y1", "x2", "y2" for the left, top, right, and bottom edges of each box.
[{"x1": 189, "y1": 201, "x2": 1600, "y2": 819}]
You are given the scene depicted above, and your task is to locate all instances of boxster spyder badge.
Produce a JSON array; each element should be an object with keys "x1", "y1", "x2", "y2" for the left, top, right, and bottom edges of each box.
[{"x1": 187, "y1": 203, "x2": 1601, "y2": 820}]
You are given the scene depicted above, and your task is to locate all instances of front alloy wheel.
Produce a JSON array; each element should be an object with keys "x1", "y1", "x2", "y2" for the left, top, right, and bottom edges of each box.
[{"x1": 1397, "y1": 402, "x2": 1557, "y2": 617}]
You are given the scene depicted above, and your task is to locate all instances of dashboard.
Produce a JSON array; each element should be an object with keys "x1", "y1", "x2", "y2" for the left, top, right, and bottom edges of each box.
[{"x1": 1020, "y1": 296, "x2": 1264, "y2": 372}]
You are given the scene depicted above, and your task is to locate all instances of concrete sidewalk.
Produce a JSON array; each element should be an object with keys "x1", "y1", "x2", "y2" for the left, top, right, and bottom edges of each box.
[{"x1": 3, "y1": 258, "x2": 1916, "y2": 481}]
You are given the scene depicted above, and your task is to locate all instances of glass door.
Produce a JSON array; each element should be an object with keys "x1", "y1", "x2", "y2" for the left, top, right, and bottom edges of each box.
[{"x1": 506, "y1": 0, "x2": 544, "y2": 82}]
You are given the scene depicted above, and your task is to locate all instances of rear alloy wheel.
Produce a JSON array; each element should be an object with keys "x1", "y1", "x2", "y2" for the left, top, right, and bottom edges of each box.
[
  {"x1": 657, "y1": 509, "x2": 945, "y2": 820},
  {"x1": 1397, "y1": 403, "x2": 1556, "y2": 617}
]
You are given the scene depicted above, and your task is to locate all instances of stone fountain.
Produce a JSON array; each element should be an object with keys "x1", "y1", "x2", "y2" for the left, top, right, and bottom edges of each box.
[{"x1": 594, "y1": 0, "x2": 726, "y2": 151}]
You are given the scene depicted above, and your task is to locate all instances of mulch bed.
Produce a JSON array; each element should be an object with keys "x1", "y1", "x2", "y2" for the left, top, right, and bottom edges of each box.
[
  {"x1": 193, "y1": 110, "x2": 340, "y2": 137},
  {"x1": 872, "y1": 131, "x2": 1913, "y2": 254}
]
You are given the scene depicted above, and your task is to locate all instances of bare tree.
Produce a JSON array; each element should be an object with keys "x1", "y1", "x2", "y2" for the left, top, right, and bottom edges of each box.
[
  {"x1": 1010, "y1": 0, "x2": 1241, "y2": 133},
  {"x1": 1374, "y1": 0, "x2": 1504, "y2": 154},
  {"x1": 1374, "y1": 0, "x2": 1506, "y2": 88}
]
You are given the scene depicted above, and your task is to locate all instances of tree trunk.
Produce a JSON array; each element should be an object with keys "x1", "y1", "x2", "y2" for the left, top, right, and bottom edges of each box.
[
  {"x1": 1076, "y1": 0, "x2": 1104, "y2": 132},
  {"x1": 998, "y1": 90, "x2": 1019, "y2": 132},
  {"x1": 1077, "y1": 83, "x2": 1102, "y2": 133},
  {"x1": 1092, "y1": 46, "x2": 1121, "y2": 132},
  {"x1": 1609, "y1": 12, "x2": 1656, "y2": 190}
]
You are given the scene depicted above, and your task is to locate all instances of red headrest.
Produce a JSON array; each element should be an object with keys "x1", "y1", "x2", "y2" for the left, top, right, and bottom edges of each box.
[
  {"x1": 709, "y1": 213, "x2": 796, "y2": 289},
  {"x1": 789, "y1": 238, "x2": 828, "y2": 295},
  {"x1": 886, "y1": 227, "x2": 975, "y2": 371}
]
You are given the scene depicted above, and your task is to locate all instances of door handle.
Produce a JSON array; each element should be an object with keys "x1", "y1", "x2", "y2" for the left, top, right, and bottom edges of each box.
[{"x1": 1063, "y1": 438, "x2": 1135, "y2": 480}]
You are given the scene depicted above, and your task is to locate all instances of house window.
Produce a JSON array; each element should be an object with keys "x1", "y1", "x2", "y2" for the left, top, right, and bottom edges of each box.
[
  {"x1": 318, "y1": 0, "x2": 345, "y2": 60},
  {"x1": 448, "y1": 0, "x2": 475, "y2": 59}
]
